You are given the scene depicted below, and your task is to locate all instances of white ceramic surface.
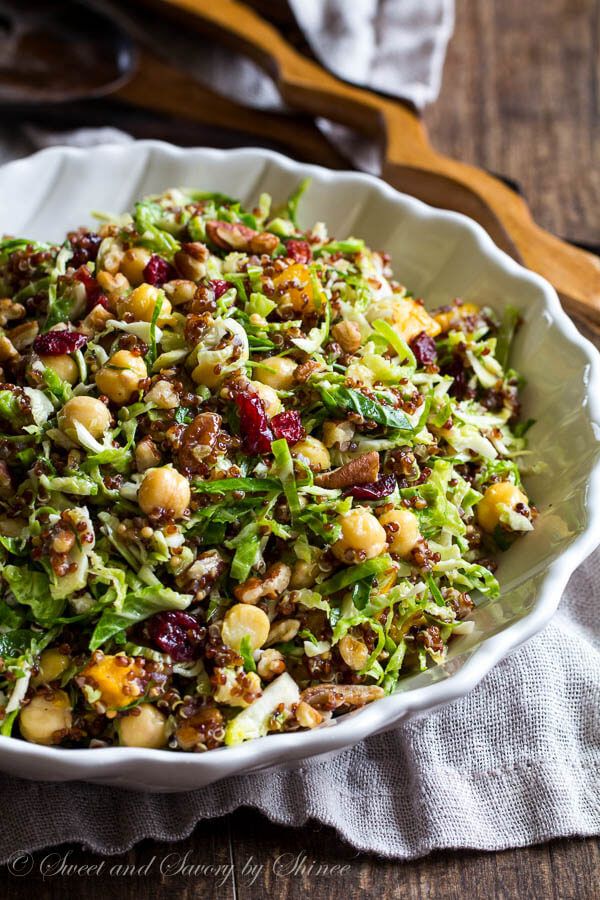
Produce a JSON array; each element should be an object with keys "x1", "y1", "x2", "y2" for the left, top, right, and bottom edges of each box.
[{"x1": 0, "y1": 141, "x2": 599, "y2": 791}]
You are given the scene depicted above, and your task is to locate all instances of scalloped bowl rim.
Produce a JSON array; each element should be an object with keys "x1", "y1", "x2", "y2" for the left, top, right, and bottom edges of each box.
[{"x1": 1, "y1": 141, "x2": 599, "y2": 787}]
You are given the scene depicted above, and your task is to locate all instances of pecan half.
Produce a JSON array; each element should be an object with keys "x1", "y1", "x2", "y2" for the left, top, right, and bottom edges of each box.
[
  {"x1": 301, "y1": 683, "x2": 384, "y2": 710},
  {"x1": 315, "y1": 451, "x2": 379, "y2": 489},
  {"x1": 206, "y1": 220, "x2": 278, "y2": 255}
]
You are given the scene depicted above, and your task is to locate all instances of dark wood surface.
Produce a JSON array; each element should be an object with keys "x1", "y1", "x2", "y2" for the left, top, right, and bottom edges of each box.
[{"x1": 2, "y1": 0, "x2": 600, "y2": 896}]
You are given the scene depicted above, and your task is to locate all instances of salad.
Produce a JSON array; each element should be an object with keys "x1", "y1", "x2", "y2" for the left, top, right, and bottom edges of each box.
[{"x1": 0, "y1": 182, "x2": 535, "y2": 751}]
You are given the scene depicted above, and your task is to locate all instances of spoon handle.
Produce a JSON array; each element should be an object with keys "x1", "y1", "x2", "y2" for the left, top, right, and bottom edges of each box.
[{"x1": 141, "y1": 0, "x2": 600, "y2": 325}]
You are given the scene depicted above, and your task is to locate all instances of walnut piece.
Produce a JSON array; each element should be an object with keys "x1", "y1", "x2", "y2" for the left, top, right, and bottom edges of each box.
[{"x1": 233, "y1": 561, "x2": 292, "y2": 605}]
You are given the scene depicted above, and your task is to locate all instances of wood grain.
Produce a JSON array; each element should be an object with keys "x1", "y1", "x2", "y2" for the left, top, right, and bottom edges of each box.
[
  {"x1": 144, "y1": 0, "x2": 600, "y2": 324},
  {"x1": 1, "y1": 1, "x2": 599, "y2": 897}
]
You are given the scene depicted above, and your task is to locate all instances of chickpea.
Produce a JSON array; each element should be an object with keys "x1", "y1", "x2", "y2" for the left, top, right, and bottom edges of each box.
[
  {"x1": 119, "y1": 704, "x2": 169, "y2": 749},
  {"x1": 338, "y1": 634, "x2": 369, "y2": 671},
  {"x1": 255, "y1": 355, "x2": 297, "y2": 391},
  {"x1": 138, "y1": 466, "x2": 191, "y2": 519},
  {"x1": 379, "y1": 508, "x2": 422, "y2": 557},
  {"x1": 273, "y1": 263, "x2": 315, "y2": 315},
  {"x1": 477, "y1": 481, "x2": 530, "y2": 533},
  {"x1": 32, "y1": 649, "x2": 70, "y2": 687},
  {"x1": 221, "y1": 603, "x2": 271, "y2": 653},
  {"x1": 249, "y1": 380, "x2": 282, "y2": 418},
  {"x1": 291, "y1": 436, "x2": 331, "y2": 472},
  {"x1": 19, "y1": 690, "x2": 72, "y2": 745},
  {"x1": 119, "y1": 246, "x2": 152, "y2": 286},
  {"x1": 117, "y1": 283, "x2": 172, "y2": 325},
  {"x1": 39, "y1": 353, "x2": 79, "y2": 385},
  {"x1": 332, "y1": 507, "x2": 388, "y2": 562},
  {"x1": 191, "y1": 356, "x2": 224, "y2": 389},
  {"x1": 95, "y1": 349, "x2": 148, "y2": 405},
  {"x1": 58, "y1": 396, "x2": 111, "y2": 441}
]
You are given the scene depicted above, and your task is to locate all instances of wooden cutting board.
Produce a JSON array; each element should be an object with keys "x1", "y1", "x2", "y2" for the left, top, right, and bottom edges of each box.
[{"x1": 114, "y1": 0, "x2": 600, "y2": 327}]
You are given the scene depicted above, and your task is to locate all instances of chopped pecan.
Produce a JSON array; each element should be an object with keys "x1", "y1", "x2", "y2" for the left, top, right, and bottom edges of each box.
[
  {"x1": 181, "y1": 241, "x2": 209, "y2": 262},
  {"x1": 249, "y1": 231, "x2": 279, "y2": 255},
  {"x1": 145, "y1": 379, "x2": 179, "y2": 409},
  {"x1": 233, "y1": 561, "x2": 292, "y2": 605},
  {"x1": 0, "y1": 335, "x2": 18, "y2": 363},
  {"x1": 331, "y1": 320, "x2": 362, "y2": 353},
  {"x1": 178, "y1": 412, "x2": 222, "y2": 473},
  {"x1": 80, "y1": 304, "x2": 112, "y2": 336},
  {"x1": 295, "y1": 700, "x2": 324, "y2": 729},
  {"x1": 301, "y1": 683, "x2": 384, "y2": 711},
  {"x1": 0, "y1": 298, "x2": 25, "y2": 327},
  {"x1": 184, "y1": 312, "x2": 212, "y2": 347},
  {"x1": 174, "y1": 242, "x2": 209, "y2": 281},
  {"x1": 315, "y1": 451, "x2": 379, "y2": 489},
  {"x1": 8, "y1": 320, "x2": 38, "y2": 351},
  {"x1": 177, "y1": 550, "x2": 226, "y2": 601},
  {"x1": 265, "y1": 618, "x2": 301, "y2": 646},
  {"x1": 294, "y1": 359, "x2": 323, "y2": 383},
  {"x1": 163, "y1": 279, "x2": 197, "y2": 307},
  {"x1": 257, "y1": 648, "x2": 286, "y2": 681}
]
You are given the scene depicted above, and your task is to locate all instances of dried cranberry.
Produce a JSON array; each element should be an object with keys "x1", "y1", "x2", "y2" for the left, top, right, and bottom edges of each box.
[
  {"x1": 33, "y1": 331, "x2": 88, "y2": 355},
  {"x1": 285, "y1": 240, "x2": 312, "y2": 264},
  {"x1": 444, "y1": 355, "x2": 472, "y2": 400},
  {"x1": 146, "y1": 611, "x2": 205, "y2": 661},
  {"x1": 235, "y1": 391, "x2": 273, "y2": 455},
  {"x1": 210, "y1": 279, "x2": 230, "y2": 300},
  {"x1": 271, "y1": 410, "x2": 305, "y2": 445},
  {"x1": 410, "y1": 332, "x2": 438, "y2": 366},
  {"x1": 345, "y1": 474, "x2": 397, "y2": 500},
  {"x1": 143, "y1": 255, "x2": 176, "y2": 286},
  {"x1": 69, "y1": 232, "x2": 102, "y2": 269}
]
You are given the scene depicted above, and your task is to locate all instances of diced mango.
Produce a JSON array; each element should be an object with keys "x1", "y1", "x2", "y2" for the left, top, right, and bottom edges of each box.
[
  {"x1": 273, "y1": 263, "x2": 315, "y2": 315},
  {"x1": 81, "y1": 654, "x2": 144, "y2": 709},
  {"x1": 390, "y1": 297, "x2": 441, "y2": 343},
  {"x1": 434, "y1": 302, "x2": 480, "y2": 334}
]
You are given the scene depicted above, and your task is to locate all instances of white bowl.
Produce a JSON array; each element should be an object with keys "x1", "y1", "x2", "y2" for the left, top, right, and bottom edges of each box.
[{"x1": 1, "y1": 141, "x2": 599, "y2": 791}]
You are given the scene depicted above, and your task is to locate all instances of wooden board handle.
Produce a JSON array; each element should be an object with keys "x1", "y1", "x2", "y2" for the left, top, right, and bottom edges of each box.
[{"x1": 153, "y1": 0, "x2": 600, "y2": 323}]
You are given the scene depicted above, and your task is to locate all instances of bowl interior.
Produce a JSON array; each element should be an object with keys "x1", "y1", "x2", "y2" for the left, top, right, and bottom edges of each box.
[{"x1": 0, "y1": 142, "x2": 598, "y2": 786}]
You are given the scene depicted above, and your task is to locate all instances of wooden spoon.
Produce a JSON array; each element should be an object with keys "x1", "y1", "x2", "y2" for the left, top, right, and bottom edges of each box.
[{"x1": 128, "y1": 0, "x2": 600, "y2": 326}]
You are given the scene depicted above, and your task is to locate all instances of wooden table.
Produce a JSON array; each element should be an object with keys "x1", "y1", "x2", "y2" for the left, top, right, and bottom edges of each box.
[{"x1": 2, "y1": 0, "x2": 599, "y2": 896}]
